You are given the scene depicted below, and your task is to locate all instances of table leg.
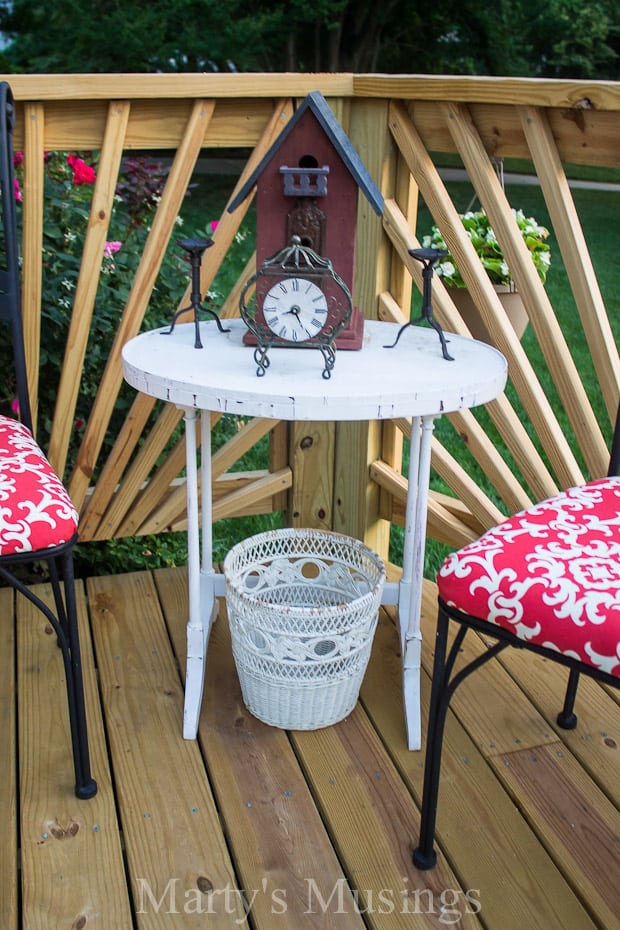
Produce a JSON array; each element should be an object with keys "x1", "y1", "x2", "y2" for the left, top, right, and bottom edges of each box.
[
  {"x1": 183, "y1": 409, "x2": 217, "y2": 739},
  {"x1": 399, "y1": 414, "x2": 436, "y2": 750}
]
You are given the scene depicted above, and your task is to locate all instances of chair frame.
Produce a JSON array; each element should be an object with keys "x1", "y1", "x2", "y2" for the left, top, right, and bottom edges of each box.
[
  {"x1": 413, "y1": 402, "x2": 620, "y2": 870},
  {"x1": 0, "y1": 80, "x2": 96, "y2": 799}
]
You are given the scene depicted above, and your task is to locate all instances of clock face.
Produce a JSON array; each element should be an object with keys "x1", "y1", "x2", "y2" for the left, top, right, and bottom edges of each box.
[{"x1": 263, "y1": 277, "x2": 328, "y2": 343}]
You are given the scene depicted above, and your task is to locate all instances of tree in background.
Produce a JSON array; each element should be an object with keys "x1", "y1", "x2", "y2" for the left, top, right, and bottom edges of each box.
[{"x1": 0, "y1": 0, "x2": 617, "y2": 77}]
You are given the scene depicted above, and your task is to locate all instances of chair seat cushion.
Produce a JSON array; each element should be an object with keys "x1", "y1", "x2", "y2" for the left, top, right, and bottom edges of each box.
[
  {"x1": 437, "y1": 476, "x2": 620, "y2": 678},
  {"x1": 0, "y1": 415, "x2": 78, "y2": 556}
]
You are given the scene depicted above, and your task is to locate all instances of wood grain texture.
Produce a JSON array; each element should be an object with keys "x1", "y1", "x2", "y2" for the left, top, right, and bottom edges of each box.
[
  {"x1": 494, "y1": 744, "x2": 620, "y2": 930},
  {"x1": 155, "y1": 566, "x2": 367, "y2": 930},
  {"x1": 17, "y1": 582, "x2": 131, "y2": 929},
  {"x1": 21, "y1": 102, "x2": 45, "y2": 426},
  {"x1": 0, "y1": 589, "x2": 17, "y2": 930},
  {"x1": 48, "y1": 100, "x2": 131, "y2": 478},
  {"x1": 9, "y1": 565, "x2": 618, "y2": 928},
  {"x1": 87, "y1": 571, "x2": 247, "y2": 928},
  {"x1": 68, "y1": 99, "x2": 216, "y2": 510},
  {"x1": 519, "y1": 104, "x2": 620, "y2": 422},
  {"x1": 353, "y1": 74, "x2": 620, "y2": 112},
  {"x1": 361, "y1": 591, "x2": 599, "y2": 930}
]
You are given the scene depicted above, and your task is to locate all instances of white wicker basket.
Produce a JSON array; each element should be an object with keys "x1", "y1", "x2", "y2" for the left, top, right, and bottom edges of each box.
[{"x1": 223, "y1": 528, "x2": 386, "y2": 730}]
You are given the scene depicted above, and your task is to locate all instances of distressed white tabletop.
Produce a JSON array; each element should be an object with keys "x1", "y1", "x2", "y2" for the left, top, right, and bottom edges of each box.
[{"x1": 122, "y1": 319, "x2": 508, "y2": 420}]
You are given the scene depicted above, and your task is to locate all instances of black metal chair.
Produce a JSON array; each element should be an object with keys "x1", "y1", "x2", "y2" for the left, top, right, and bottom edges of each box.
[
  {"x1": 414, "y1": 401, "x2": 620, "y2": 869},
  {"x1": 0, "y1": 81, "x2": 96, "y2": 799}
]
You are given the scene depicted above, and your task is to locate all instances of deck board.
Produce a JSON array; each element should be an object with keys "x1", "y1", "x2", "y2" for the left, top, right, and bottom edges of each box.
[
  {"x1": 0, "y1": 587, "x2": 17, "y2": 930},
  {"x1": 17, "y1": 581, "x2": 131, "y2": 930},
  {"x1": 9, "y1": 566, "x2": 620, "y2": 929},
  {"x1": 155, "y1": 566, "x2": 367, "y2": 930},
  {"x1": 361, "y1": 601, "x2": 599, "y2": 930}
]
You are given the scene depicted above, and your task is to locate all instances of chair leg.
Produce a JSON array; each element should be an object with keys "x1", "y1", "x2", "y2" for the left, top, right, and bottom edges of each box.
[
  {"x1": 413, "y1": 605, "x2": 452, "y2": 870},
  {"x1": 557, "y1": 667, "x2": 579, "y2": 730},
  {"x1": 47, "y1": 556, "x2": 68, "y2": 641},
  {"x1": 56, "y1": 550, "x2": 97, "y2": 799}
]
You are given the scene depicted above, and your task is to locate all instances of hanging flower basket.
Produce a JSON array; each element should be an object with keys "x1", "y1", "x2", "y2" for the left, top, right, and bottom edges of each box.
[
  {"x1": 446, "y1": 283, "x2": 529, "y2": 342},
  {"x1": 423, "y1": 208, "x2": 551, "y2": 289},
  {"x1": 424, "y1": 208, "x2": 551, "y2": 341}
]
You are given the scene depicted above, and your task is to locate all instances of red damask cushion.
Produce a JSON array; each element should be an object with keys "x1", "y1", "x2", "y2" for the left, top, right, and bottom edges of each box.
[
  {"x1": 0, "y1": 415, "x2": 78, "y2": 556},
  {"x1": 437, "y1": 477, "x2": 620, "y2": 679}
]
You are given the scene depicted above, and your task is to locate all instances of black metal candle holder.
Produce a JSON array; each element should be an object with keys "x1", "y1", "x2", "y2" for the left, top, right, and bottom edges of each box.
[
  {"x1": 163, "y1": 237, "x2": 231, "y2": 348},
  {"x1": 384, "y1": 247, "x2": 453, "y2": 360}
]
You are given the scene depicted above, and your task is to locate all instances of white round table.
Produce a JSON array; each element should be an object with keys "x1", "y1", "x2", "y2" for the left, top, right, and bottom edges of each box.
[{"x1": 123, "y1": 319, "x2": 507, "y2": 746}]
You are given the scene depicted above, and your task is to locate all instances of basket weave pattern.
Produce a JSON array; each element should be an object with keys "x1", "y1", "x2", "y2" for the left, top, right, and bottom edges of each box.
[{"x1": 224, "y1": 529, "x2": 386, "y2": 729}]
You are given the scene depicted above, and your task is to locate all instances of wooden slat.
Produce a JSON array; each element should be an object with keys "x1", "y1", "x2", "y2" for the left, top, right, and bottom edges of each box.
[
  {"x1": 361, "y1": 591, "x2": 599, "y2": 930},
  {"x1": 179, "y1": 99, "x2": 293, "y2": 319},
  {"x1": 431, "y1": 489, "x2": 487, "y2": 534},
  {"x1": 354, "y1": 74, "x2": 620, "y2": 111},
  {"x1": 155, "y1": 566, "x2": 367, "y2": 930},
  {"x1": 409, "y1": 99, "x2": 620, "y2": 170},
  {"x1": 430, "y1": 436, "x2": 505, "y2": 529},
  {"x1": 69, "y1": 98, "x2": 216, "y2": 511},
  {"x1": 291, "y1": 711, "x2": 482, "y2": 930},
  {"x1": 21, "y1": 102, "x2": 45, "y2": 427},
  {"x1": 0, "y1": 588, "x2": 17, "y2": 930},
  {"x1": 115, "y1": 430, "x2": 191, "y2": 539},
  {"x1": 446, "y1": 409, "x2": 533, "y2": 514},
  {"x1": 493, "y1": 744, "x2": 620, "y2": 930},
  {"x1": 496, "y1": 647, "x2": 620, "y2": 803},
  {"x1": 378, "y1": 416, "x2": 509, "y2": 530},
  {"x1": 218, "y1": 250, "x2": 257, "y2": 319},
  {"x1": 135, "y1": 415, "x2": 279, "y2": 535},
  {"x1": 48, "y1": 100, "x2": 131, "y2": 478},
  {"x1": 121, "y1": 470, "x2": 281, "y2": 535},
  {"x1": 17, "y1": 581, "x2": 131, "y2": 929},
  {"x1": 78, "y1": 391, "x2": 157, "y2": 540},
  {"x1": 387, "y1": 101, "x2": 588, "y2": 489},
  {"x1": 86, "y1": 571, "x2": 247, "y2": 928},
  {"x1": 209, "y1": 467, "x2": 291, "y2": 525},
  {"x1": 165, "y1": 467, "x2": 291, "y2": 532},
  {"x1": 440, "y1": 100, "x2": 608, "y2": 479},
  {"x1": 7, "y1": 72, "x2": 355, "y2": 102},
  {"x1": 370, "y1": 459, "x2": 478, "y2": 547},
  {"x1": 97, "y1": 402, "x2": 184, "y2": 538},
  {"x1": 519, "y1": 104, "x2": 620, "y2": 423},
  {"x1": 20, "y1": 90, "x2": 615, "y2": 170},
  {"x1": 211, "y1": 417, "x2": 279, "y2": 479},
  {"x1": 382, "y1": 192, "x2": 562, "y2": 501},
  {"x1": 268, "y1": 420, "x2": 291, "y2": 515}
]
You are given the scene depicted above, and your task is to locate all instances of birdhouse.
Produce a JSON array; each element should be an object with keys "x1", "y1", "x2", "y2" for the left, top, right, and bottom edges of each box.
[{"x1": 228, "y1": 91, "x2": 384, "y2": 348}]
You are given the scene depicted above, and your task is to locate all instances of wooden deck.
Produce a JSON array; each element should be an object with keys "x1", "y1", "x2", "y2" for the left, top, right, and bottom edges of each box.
[{"x1": 4, "y1": 565, "x2": 620, "y2": 930}]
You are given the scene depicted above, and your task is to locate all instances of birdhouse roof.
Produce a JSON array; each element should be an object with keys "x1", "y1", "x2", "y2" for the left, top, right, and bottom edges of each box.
[{"x1": 227, "y1": 90, "x2": 384, "y2": 216}]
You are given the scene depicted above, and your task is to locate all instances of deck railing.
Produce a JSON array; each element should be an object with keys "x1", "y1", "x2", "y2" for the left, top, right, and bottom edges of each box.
[{"x1": 5, "y1": 73, "x2": 620, "y2": 566}]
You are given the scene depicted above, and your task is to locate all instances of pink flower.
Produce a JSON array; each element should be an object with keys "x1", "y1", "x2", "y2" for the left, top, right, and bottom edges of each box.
[
  {"x1": 209, "y1": 219, "x2": 219, "y2": 233},
  {"x1": 67, "y1": 154, "x2": 96, "y2": 186},
  {"x1": 11, "y1": 398, "x2": 20, "y2": 415},
  {"x1": 104, "y1": 240, "x2": 122, "y2": 257},
  {"x1": 13, "y1": 151, "x2": 23, "y2": 167},
  {"x1": 13, "y1": 177, "x2": 21, "y2": 202}
]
